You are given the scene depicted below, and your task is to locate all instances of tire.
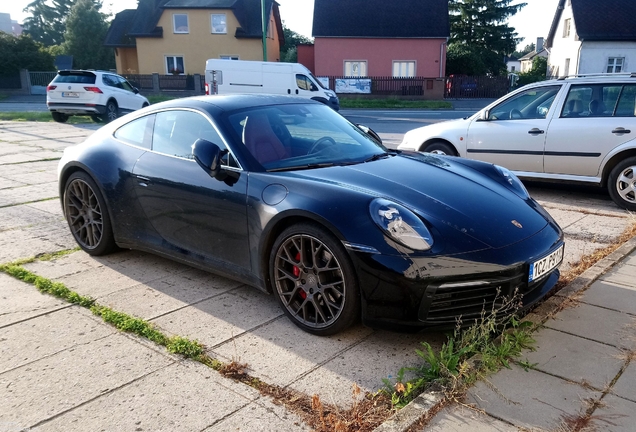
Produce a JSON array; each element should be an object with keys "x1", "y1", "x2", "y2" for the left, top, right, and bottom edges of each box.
[
  {"x1": 608, "y1": 157, "x2": 636, "y2": 211},
  {"x1": 423, "y1": 141, "x2": 457, "y2": 156},
  {"x1": 101, "y1": 101, "x2": 118, "y2": 123},
  {"x1": 63, "y1": 171, "x2": 117, "y2": 256},
  {"x1": 51, "y1": 112, "x2": 69, "y2": 123},
  {"x1": 269, "y1": 222, "x2": 360, "y2": 335}
]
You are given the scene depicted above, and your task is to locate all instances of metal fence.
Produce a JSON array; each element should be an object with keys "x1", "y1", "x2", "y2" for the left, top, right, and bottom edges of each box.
[
  {"x1": 29, "y1": 71, "x2": 57, "y2": 87},
  {"x1": 444, "y1": 75, "x2": 510, "y2": 99},
  {"x1": 322, "y1": 76, "x2": 439, "y2": 96},
  {"x1": 121, "y1": 74, "x2": 154, "y2": 90}
]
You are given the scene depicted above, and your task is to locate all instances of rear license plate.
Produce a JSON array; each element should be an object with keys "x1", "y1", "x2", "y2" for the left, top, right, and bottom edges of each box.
[
  {"x1": 62, "y1": 92, "x2": 79, "y2": 98},
  {"x1": 529, "y1": 244, "x2": 564, "y2": 282}
]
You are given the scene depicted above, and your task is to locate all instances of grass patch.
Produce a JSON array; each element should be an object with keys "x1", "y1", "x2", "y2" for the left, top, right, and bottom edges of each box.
[
  {"x1": 147, "y1": 94, "x2": 180, "y2": 104},
  {"x1": 339, "y1": 98, "x2": 451, "y2": 109},
  {"x1": 0, "y1": 112, "x2": 94, "y2": 123}
]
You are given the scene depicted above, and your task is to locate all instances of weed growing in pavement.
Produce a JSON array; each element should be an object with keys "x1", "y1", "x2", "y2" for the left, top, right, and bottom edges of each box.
[{"x1": 383, "y1": 293, "x2": 536, "y2": 408}]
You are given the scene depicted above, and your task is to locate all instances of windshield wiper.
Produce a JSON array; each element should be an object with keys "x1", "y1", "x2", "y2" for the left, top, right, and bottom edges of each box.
[
  {"x1": 364, "y1": 152, "x2": 395, "y2": 163},
  {"x1": 268, "y1": 162, "x2": 336, "y2": 172}
]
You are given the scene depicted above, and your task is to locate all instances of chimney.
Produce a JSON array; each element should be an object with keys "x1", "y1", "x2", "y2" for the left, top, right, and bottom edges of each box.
[{"x1": 537, "y1": 37, "x2": 544, "y2": 52}]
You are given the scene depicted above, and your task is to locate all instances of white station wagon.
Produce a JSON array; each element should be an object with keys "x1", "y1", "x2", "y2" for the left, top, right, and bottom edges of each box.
[{"x1": 398, "y1": 74, "x2": 636, "y2": 211}]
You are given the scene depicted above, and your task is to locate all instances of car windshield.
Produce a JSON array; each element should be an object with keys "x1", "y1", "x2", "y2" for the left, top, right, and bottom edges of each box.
[{"x1": 226, "y1": 103, "x2": 388, "y2": 171}]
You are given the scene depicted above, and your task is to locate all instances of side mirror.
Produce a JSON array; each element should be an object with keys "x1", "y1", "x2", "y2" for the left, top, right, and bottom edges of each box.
[
  {"x1": 356, "y1": 124, "x2": 382, "y2": 145},
  {"x1": 477, "y1": 109, "x2": 490, "y2": 121},
  {"x1": 193, "y1": 139, "x2": 228, "y2": 180}
]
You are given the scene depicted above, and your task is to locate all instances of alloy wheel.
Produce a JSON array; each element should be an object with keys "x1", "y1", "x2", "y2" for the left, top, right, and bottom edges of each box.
[
  {"x1": 615, "y1": 165, "x2": 636, "y2": 204},
  {"x1": 106, "y1": 103, "x2": 118, "y2": 122},
  {"x1": 65, "y1": 178, "x2": 104, "y2": 249},
  {"x1": 273, "y1": 234, "x2": 346, "y2": 329}
]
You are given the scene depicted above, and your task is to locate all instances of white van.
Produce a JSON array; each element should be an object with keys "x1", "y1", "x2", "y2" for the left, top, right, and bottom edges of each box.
[{"x1": 204, "y1": 59, "x2": 339, "y2": 111}]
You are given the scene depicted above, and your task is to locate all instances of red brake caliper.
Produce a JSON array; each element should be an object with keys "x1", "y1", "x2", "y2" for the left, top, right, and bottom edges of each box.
[{"x1": 293, "y1": 252, "x2": 307, "y2": 299}]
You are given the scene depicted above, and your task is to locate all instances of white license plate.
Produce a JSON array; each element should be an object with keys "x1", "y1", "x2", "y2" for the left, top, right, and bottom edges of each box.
[
  {"x1": 62, "y1": 92, "x2": 79, "y2": 98},
  {"x1": 529, "y1": 244, "x2": 564, "y2": 282}
]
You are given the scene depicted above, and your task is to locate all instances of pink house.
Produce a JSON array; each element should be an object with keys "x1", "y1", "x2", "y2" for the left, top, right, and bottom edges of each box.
[{"x1": 311, "y1": 0, "x2": 449, "y2": 78}]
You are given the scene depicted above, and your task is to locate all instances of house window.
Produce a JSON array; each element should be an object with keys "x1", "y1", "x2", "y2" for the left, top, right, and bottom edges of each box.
[
  {"x1": 211, "y1": 14, "x2": 227, "y2": 34},
  {"x1": 393, "y1": 61, "x2": 416, "y2": 78},
  {"x1": 564, "y1": 58, "x2": 570, "y2": 77},
  {"x1": 166, "y1": 56, "x2": 184, "y2": 75},
  {"x1": 562, "y1": 18, "x2": 571, "y2": 38},
  {"x1": 607, "y1": 57, "x2": 624, "y2": 73},
  {"x1": 511, "y1": 66, "x2": 516, "y2": 72},
  {"x1": 220, "y1": 55, "x2": 239, "y2": 60},
  {"x1": 344, "y1": 61, "x2": 367, "y2": 77},
  {"x1": 173, "y1": 14, "x2": 189, "y2": 33}
]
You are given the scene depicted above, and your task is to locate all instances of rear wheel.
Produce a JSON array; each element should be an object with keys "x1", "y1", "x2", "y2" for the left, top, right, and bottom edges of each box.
[
  {"x1": 63, "y1": 171, "x2": 117, "y2": 255},
  {"x1": 608, "y1": 157, "x2": 636, "y2": 211},
  {"x1": 423, "y1": 141, "x2": 457, "y2": 156},
  {"x1": 51, "y1": 112, "x2": 69, "y2": 123},
  {"x1": 270, "y1": 223, "x2": 360, "y2": 335},
  {"x1": 101, "y1": 101, "x2": 118, "y2": 123}
]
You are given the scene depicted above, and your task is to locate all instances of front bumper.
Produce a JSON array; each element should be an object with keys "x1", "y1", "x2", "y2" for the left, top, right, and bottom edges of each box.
[
  {"x1": 48, "y1": 102, "x2": 107, "y2": 115},
  {"x1": 349, "y1": 223, "x2": 564, "y2": 330}
]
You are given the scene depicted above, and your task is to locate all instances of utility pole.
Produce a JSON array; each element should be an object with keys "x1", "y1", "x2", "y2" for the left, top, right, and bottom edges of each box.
[{"x1": 261, "y1": 0, "x2": 268, "y2": 61}]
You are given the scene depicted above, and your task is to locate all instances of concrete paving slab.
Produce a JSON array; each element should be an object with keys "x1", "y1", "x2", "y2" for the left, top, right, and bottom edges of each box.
[
  {"x1": 545, "y1": 302, "x2": 636, "y2": 350},
  {"x1": 151, "y1": 286, "x2": 284, "y2": 347},
  {"x1": 588, "y1": 394, "x2": 636, "y2": 432},
  {"x1": 563, "y1": 214, "x2": 628, "y2": 244},
  {"x1": 612, "y1": 361, "x2": 636, "y2": 403},
  {"x1": 23, "y1": 253, "x2": 102, "y2": 280},
  {"x1": 579, "y1": 280, "x2": 636, "y2": 315},
  {"x1": 603, "y1": 264, "x2": 636, "y2": 288},
  {"x1": 523, "y1": 327, "x2": 624, "y2": 390},
  {"x1": 558, "y1": 237, "x2": 611, "y2": 273},
  {"x1": 204, "y1": 396, "x2": 310, "y2": 432},
  {"x1": 0, "y1": 333, "x2": 173, "y2": 428},
  {"x1": 9, "y1": 170, "x2": 58, "y2": 185},
  {"x1": 425, "y1": 406, "x2": 518, "y2": 431},
  {"x1": 290, "y1": 330, "x2": 445, "y2": 407},
  {"x1": 32, "y1": 361, "x2": 260, "y2": 432},
  {"x1": 0, "y1": 204, "x2": 60, "y2": 231},
  {"x1": 0, "y1": 307, "x2": 114, "y2": 374},
  {"x1": 0, "y1": 222, "x2": 75, "y2": 263},
  {"x1": 98, "y1": 268, "x2": 244, "y2": 320},
  {"x1": 541, "y1": 207, "x2": 587, "y2": 230},
  {"x1": 0, "y1": 177, "x2": 25, "y2": 189},
  {"x1": 26, "y1": 199, "x2": 63, "y2": 215},
  {"x1": 466, "y1": 364, "x2": 601, "y2": 431},
  {"x1": 0, "y1": 183, "x2": 58, "y2": 206},
  {"x1": 0, "y1": 273, "x2": 68, "y2": 328},
  {"x1": 213, "y1": 318, "x2": 373, "y2": 390},
  {"x1": 533, "y1": 189, "x2": 627, "y2": 217},
  {"x1": 621, "y1": 253, "x2": 636, "y2": 267}
]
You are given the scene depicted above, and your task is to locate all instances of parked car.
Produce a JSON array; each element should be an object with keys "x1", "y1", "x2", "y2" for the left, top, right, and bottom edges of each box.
[
  {"x1": 398, "y1": 73, "x2": 636, "y2": 211},
  {"x1": 58, "y1": 95, "x2": 564, "y2": 335},
  {"x1": 46, "y1": 70, "x2": 149, "y2": 123}
]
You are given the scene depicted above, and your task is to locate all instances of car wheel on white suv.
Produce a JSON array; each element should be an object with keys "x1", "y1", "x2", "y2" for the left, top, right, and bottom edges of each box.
[{"x1": 46, "y1": 70, "x2": 149, "y2": 124}]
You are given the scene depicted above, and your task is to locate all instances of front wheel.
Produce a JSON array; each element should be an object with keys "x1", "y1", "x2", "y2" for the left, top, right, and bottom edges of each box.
[
  {"x1": 608, "y1": 157, "x2": 636, "y2": 211},
  {"x1": 423, "y1": 141, "x2": 457, "y2": 156},
  {"x1": 270, "y1": 223, "x2": 360, "y2": 335},
  {"x1": 63, "y1": 171, "x2": 117, "y2": 255}
]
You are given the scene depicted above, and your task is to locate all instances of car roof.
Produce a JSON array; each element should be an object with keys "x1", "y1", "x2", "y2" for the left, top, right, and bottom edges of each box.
[
  {"x1": 155, "y1": 94, "x2": 320, "y2": 112},
  {"x1": 531, "y1": 73, "x2": 636, "y2": 87}
]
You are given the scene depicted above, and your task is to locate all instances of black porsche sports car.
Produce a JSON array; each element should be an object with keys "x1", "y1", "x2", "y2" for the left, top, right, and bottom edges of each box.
[{"x1": 58, "y1": 95, "x2": 564, "y2": 335}]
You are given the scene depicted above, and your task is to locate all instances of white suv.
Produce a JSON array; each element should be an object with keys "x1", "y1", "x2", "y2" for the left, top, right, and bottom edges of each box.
[
  {"x1": 398, "y1": 74, "x2": 636, "y2": 211},
  {"x1": 46, "y1": 70, "x2": 149, "y2": 123}
]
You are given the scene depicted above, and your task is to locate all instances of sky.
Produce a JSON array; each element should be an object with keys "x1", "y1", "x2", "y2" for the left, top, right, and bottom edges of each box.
[{"x1": 4, "y1": 0, "x2": 558, "y2": 51}]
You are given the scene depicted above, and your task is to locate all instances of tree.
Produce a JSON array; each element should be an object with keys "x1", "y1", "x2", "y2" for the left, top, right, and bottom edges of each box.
[
  {"x1": 280, "y1": 23, "x2": 312, "y2": 63},
  {"x1": 23, "y1": 0, "x2": 75, "y2": 46},
  {"x1": 0, "y1": 33, "x2": 55, "y2": 75},
  {"x1": 448, "y1": 0, "x2": 526, "y2": 75},
  {"x1": 517, "y1": 56, "x2": 548, "y2": 86},
  {"x1": 62, "y1": 0, "x2": 114, "y2": 70},
  {"x1": 513, "y1": 42, "x2": 535, "y2": 59}
]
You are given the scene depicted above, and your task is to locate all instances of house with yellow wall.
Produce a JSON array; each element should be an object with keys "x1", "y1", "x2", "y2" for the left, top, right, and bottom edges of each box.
[{"x1": 104, "y1": 0, "x2": 284, "y2": 75}]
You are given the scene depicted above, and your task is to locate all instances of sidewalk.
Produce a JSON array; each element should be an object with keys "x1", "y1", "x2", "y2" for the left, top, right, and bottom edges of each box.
[{"x1": 422, "y1": 240, "x2": 636, "y2": 431}]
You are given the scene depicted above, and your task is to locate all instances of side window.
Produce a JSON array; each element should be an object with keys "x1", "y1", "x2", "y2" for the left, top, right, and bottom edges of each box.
[
  {"x1": 296, "y1": 75, "x2": 317, "y2": 91},
  {"x1": 615, "y1": 85, "x2": 636, "y2": 117},
  {"x1": 488, "y1": 86, "x2": 560, "y2": 120},
  {"x1": 152, "y1": 110, "x2": 228, "y2": 160},
  {"x1": 561, "y1": 84, "x2": 622, "y2": 118},
  {"x1": 114, "y1": 115, "x2": 153, "y2": 149},
  {"x1": 102, "y1": 74, "x2": 117, "y2": 88},
  {"x1": 118, "y1": 76, "x2": 134, "y2": 92}
]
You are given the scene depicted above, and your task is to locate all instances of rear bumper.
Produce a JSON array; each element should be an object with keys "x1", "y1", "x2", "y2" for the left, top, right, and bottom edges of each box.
[{"x1": 47, "y1": 102, "x2": 106, "y2": 115}]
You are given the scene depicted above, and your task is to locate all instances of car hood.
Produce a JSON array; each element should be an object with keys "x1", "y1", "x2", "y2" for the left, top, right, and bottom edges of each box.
[{"x1": 281, "y1": 153, "x2": 549, "y2": 249}]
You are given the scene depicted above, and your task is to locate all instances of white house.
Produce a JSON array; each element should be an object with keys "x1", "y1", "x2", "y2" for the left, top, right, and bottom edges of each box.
[{"x1": 545, "y1": 0, "x2": 636, "y2": 77}]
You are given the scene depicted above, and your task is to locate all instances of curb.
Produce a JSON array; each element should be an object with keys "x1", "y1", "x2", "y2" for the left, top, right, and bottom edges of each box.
[{"x1": 372, "y1": 234, "x2": 636, "y2": 432}]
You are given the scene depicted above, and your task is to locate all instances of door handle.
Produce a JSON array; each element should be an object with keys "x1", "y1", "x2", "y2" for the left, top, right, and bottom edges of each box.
[
  {"x1": 287, "y1": 89, "x2": 291, "y2": 94},
  {"x1": 133, "y1": 174, "x2": 151, "y2": 187},
  {"x1": 295, "y1": 89, "x2": 299, "y2": 95},
  {"x1": 528, "y1": 128, "x2": 544, "y2": 135},
  {"x1": 612, "y1": 127, "x2": 631, "y2": 134}
]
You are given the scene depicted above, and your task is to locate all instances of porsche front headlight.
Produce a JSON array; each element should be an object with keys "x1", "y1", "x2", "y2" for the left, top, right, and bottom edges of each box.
[{"x1": 370, "y1": 198, "x2": 433, "y2": 251}]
